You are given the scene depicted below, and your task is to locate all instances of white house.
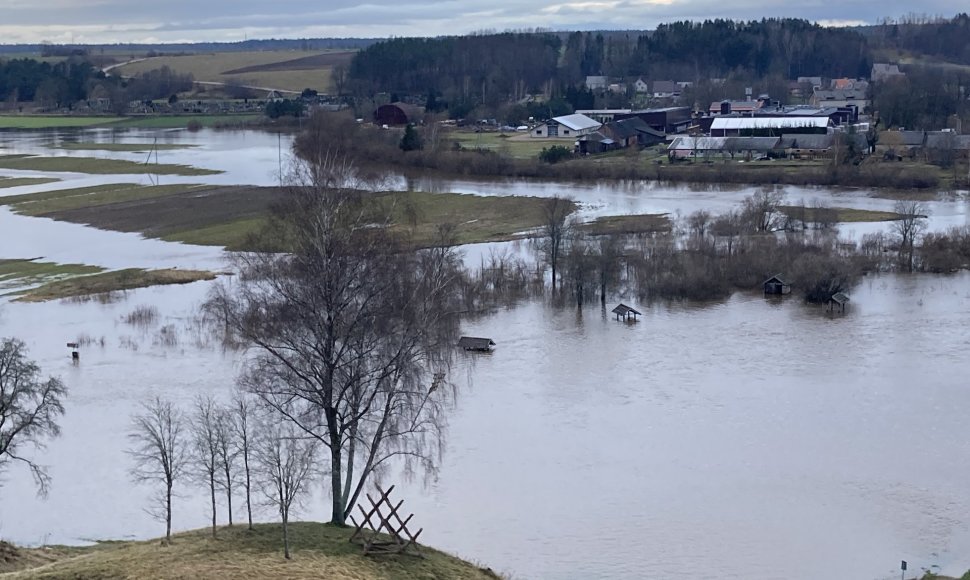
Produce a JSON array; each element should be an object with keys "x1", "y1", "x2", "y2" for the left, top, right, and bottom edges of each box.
[
  {"x1": 530, "y1": 114, "x2": 602, "y2": 138},
  {"x1": 585, "y1": 76, "x2": 608, "y2": 91},
  {"x1": 634, "y1": 79, "x2": 649, "y2": 93}
]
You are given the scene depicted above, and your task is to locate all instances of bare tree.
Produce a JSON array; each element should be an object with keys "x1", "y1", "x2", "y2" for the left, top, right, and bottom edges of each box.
[
  {"x1": 214, "y1": 407, "x2": 239, "y2": 527},
  {"x1": 191, "y1": 395, "x2": 221, "y2": 537},
  {"x1": 207, "y1": 155, "x2": 463, "y2": 526},
  {"x1": 539, "y1": 196, "x2": 574, "y2": 292},
  {"x1": 892, "y1": 200, "x2": 928, "y2": 272},
  {"x1": 254, "y1": 416, "x2": 319, "y2": 559},
  {"x1": 231, "y1": 393, "x2": 256, "y2": 530},
  {"x1": 127, "y1": 396, "x2": 188, "y2": 542},
  {"x1": 0, "y1": 338, "x2": 66, "y2": 496},
  {"x1": 741, "y1": 188, "x2": 785, "y2": 232}
]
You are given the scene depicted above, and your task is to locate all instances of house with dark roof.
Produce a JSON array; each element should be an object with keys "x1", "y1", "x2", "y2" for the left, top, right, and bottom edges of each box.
[
  {"x1": 811, "y1": 88, "x2": 869, "y2": 110},
  {"x1": 779, "y1": 133, "x2": 835, "y2": 159},
  {"x1": 600, "y1": 117, "x2": 666, "y2": 148},
  {"x1": 872, "y1": 63, "x2": 905, "y2": 82},
  {"x1": 652, "y1": 80, "x2": 681, "y2": 99}
]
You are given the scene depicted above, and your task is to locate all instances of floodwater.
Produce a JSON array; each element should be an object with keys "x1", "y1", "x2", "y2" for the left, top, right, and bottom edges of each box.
[{"x1": 3, "y1": 128, "x2": 970, "y2": 579}]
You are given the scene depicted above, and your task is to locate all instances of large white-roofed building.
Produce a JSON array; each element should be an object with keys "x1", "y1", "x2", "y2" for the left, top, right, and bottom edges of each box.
[
  {"x1": 709, "y1": 116, "x2": 832, "y2": 137},
  {"x1": 531, "y1": 113, "x2": 602, "y2": 138}
]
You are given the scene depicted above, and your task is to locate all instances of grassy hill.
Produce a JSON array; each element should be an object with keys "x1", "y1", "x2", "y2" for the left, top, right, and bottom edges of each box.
[{"x1": 0, "y1": 522, "x2": 501, "y2": 580}]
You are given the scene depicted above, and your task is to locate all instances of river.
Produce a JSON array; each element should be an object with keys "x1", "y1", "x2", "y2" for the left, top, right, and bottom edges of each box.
[{"x1": 2, "y1": 128, "x2": 970, "y2": 579}]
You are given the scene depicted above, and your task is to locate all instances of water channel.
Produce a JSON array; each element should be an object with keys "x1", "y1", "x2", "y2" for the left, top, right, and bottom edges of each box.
[{"x1": 2, "y1": 128, "x2": 970, "y2": 579}]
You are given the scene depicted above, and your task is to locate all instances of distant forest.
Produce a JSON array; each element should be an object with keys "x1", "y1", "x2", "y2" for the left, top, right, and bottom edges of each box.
[
  {"x1": 0, "y1": 37, "x2": 378, "y2": 55},
  {"x1": 347, "y1": 15, "x2": 970, "y2": 128}
]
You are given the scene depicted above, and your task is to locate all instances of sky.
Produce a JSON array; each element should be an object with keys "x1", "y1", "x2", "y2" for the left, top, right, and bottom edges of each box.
[{"x1": 0, "y1": 0, "x2": 961, "y2": 44}]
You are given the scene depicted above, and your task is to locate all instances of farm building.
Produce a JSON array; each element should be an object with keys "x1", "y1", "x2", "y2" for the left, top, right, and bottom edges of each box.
[
  {"x1": 530, "y1": 114, "x2": 601, "y2": 138},
  {"x1": 575, "y1": 109, "x2": 632, "y2": 124},
  {"x1": 667, "y1": 136, "x2": 728, "y2": 159},
  {"x1": 779, "y1": 134, "x2": 835, "y2": 159},
  {"x1": 763, "y1": 275, "x2": 791, "y2": 295},
  {"x1": 616, "y1": 107, "x2": 692, "y2": 134},
  {"x1": 373, "y1": 103, "x2": 425, "y2": 126},
  {"x1": 710, "y1": 116, "x2": 831, "y2": 137}
]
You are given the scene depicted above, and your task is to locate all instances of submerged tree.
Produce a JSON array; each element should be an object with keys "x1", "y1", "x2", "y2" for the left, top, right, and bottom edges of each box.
[
  {"x1": 892, "y1": 200, "x2": 928, "y2": 272},
  {"x1": 127, "y1": 396, "x2": 188, "y2": 542},
  {"x1": 0, "y1": 338, "x2": 66, "y2": 496},
  {"x1": 539, "y1": 196, "x2": 574, "y2": 292},
  {"x1": 207, "y1": 154, "x2": 464, "y2": 525}
]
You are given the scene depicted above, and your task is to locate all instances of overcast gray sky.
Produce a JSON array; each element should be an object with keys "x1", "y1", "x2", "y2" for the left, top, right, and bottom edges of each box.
[{"x1": 0, "y1": 0, "x2": 960, "y2": 44}]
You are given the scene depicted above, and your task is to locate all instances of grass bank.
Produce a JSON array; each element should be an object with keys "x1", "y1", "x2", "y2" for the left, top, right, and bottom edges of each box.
[
  {"x1": 0, "y1": 154, "x2": 219, "y2": 176},
  {"x1": 778, "y1": 206, "x2": 907, "y2": 223},
  {"x1": 16, "y1": 268, "x2": 216, "y2": 302},
  {"x1": 0, "y1": 116, "x2": 118, "y2": 129},
  {"x1": 0, "y1": 259, "x2": 104, "y2": 292},
  {"x1": 55, "y1": 142, "x2": 196, "y2": 152},
  {"x1": 0, "y1": 176, "x2": 59, "y2": 189},
  {"x1": 580, "y1": 213, "x2": 672, "y2": 236},
  {"x1": 0, "y1": 522, "x2": 499, "y2": 580},
  {"x1": 3, "y1": 184, "x2": 574, "y2": 250}
]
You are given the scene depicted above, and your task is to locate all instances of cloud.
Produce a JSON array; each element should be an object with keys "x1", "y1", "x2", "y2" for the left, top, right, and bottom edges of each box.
[{"x1": 0, "y1": 0, "x2": 963, "y2": 43}]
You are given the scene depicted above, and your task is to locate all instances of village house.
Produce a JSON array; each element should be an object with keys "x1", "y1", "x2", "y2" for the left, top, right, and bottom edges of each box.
[
  {"x1": 709, "y1": 100, "x2": 763, "y2": 115},
  {"x1": 634, "y1": 79, "x2": 649, "y2": 93},
  {"x1": 616, "y1": 107, "x2": 692, "y2": 134},
  {"x1": 652, "y1": 80, "x2": 681, "y2": 99},
  {"x1": 811, "y1": 88, "x2": 869, "y2": 111},
  {"x1": 779, "y1": 133, "x2": 835, "y2": 159},
  {"x1": 871, "y1": 63, "x2": 906, "y2": 82},
  {"x1": 530, "y1": 113, "x2": 601, "y2": 138},
  {"x1": 585, "y1": 76, "x2": 608, "y2": 91}
]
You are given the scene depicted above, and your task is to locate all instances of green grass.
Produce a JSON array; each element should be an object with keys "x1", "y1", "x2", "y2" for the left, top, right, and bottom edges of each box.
[
  {"x1": 0, "y1": 116, "x2": 121, "y2": 129},
  {"x1": 778, "y1": 205, "x2": 906, "y2": 223},
  {"x1": 2, "y1": 183, "x2": 208, "y2": 215},
  {"x1": 0, "y1": 176, "x2": 59, "y2": 189},
  {"x1": 0, "y1": 154, "x2": 220, "y2": 176},
  {"x1": 449, "y1": 131, "x2": 557, "y2": 159},
  {"x1": 161, "y1": 216, "x2": 268, "y2": 250},
  {"x1": 16, "y1": 268, "x2": 217, "y2": 302},
  {"x1": 580, "y1": 213, "x2": 672, "y2": 236},
  {"x1": 55, "y1": 142, "x2": 196, "y2": 152},
  {"x1": 0, "y1": 259, "x2": 104, "y2": 291},
  {"x1": 108, "y1": 114, "x2": 264, "y2": 129},
  {"x1": 3, "y1": 522, "x2": 499, "y2": 579}
]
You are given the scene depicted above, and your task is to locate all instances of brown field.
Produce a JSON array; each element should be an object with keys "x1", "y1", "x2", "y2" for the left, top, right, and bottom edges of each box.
[{"x1": 115, "y1": 50, "x2": 355, "y2": 93}]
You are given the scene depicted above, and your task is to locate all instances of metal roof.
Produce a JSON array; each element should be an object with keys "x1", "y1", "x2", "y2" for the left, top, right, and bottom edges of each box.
[
  {"x1": 711, "y1": 117, "x2": 831, "y2": 131},
  {"x1": 668, "y1": 136, "x2": 728, "y2": 150},
  {"x1": 551, "y1": 113, "x2": 602, "y2": 132}
]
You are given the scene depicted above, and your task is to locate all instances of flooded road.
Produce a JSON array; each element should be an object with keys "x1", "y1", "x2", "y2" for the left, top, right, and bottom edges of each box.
[{"x1": 3, "y1": 128, "x2": 970, "y2": 579}]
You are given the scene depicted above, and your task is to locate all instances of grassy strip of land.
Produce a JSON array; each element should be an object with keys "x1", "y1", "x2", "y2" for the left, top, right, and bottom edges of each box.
[
  {"x1": 0, "y1": 154, "x2": 219, "y2": 176},
  {"x1": 3, "y1": 183, "x2": 209, "y2": 215},
  {"x1": 778, "y1": 205, "x2": 907, "y2": 223},
  {"x1": 0, "y1": 522, "x2": 499, "y2": 579},
  {"x1": 0, "y1": 176, "x2": 59, "y2": 189},
  {"x1": 55, "y1": 142, "x2": 196, "y2": 152},
  {"x1": 2, "y1": 184, "x2": 575, "y2": 250},
  {"x1": 580, "y1": 213, "x2": 672, "y2": 236},
  {"x1": 108, "y1": 114, "x2": 265, "y2": 129},
  {"x1": 0, "y1": 259, "x2": 104, "y2": 290},
  {"x1": 0, "y1": 116, "x2": 120, "y2": 129},
  {"x1": 449, "y1": 132, "x2": 556, "y2": 160},
  {"x1": 16, "y1": 268, "x2": 216, "y2": 302}
]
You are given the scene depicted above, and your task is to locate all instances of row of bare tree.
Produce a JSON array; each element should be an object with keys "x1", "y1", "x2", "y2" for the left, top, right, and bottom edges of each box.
[{"x1": 127, "y1": 394, "x2": 316, "y2": 558}]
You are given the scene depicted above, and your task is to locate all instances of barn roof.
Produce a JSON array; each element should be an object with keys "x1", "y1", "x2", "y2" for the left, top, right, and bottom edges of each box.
[
  {"x1": 668, "y1": 136, "x2": 728, "y2": 151},
  {"x1": 711, "y1": 117, "x2": 831, "y2": 131},
  {"x1": 458, "y1": 336, "x2": 495, "y2": 350},
  {"x1": 725, "y1": 136, "x2": 780, "y2": 151},
  {"x1": 551, "y1": 113, "x2": 602, "y2": 132},
  {"x1": 782, "y1": 134, "x2": 834, "y2": 150}
]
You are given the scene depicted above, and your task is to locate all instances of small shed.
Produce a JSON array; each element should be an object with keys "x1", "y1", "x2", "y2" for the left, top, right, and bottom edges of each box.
[
  {"x1": 458, "y1": 336, "x2": 495, "y2": 352},
  {"x1": 829, "y1": 292, "x2": 850, "y2": 313},
  {"x1": 611, "y1": 303, "x2": 642, "y2": 322},
  {"x1": 763, "y1": 274, "x2": 791, "y2": 295}
]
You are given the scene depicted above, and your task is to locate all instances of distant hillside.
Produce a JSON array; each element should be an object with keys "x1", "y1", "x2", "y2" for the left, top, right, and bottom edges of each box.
[{"x1": 0, "y1": 37, "x2": 378, "y2": 56}]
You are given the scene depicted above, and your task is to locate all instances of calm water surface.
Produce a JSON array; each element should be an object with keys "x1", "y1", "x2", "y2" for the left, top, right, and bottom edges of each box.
[{"x1": 3, "y1": 129, "x2": 970, "y2": 579}]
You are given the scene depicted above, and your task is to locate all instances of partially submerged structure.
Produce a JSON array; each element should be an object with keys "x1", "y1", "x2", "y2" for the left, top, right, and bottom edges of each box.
[
  {"x1": 458, "y1": 336, "x2": 496, "y2": 352},
  {"x1": 611, "y1": 303, "x2": 642, "y2": 322},
  {"x1": 829, "y1": 292, "x2": 850, "y2": 313},
  {"x1": 763, "y1": 275, "x2": 792, "y2": 295}
]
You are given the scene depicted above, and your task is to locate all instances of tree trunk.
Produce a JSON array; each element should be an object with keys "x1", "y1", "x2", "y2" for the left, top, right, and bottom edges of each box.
[
  {"x1": 166, "y1": 482, "x2": 173, "y2": 542},
  {"x1": 330, "y1": 445, "x2": 344, "y2": 525},
  {"x1": 282, "y1": 511, "x2": 290, "y2": 559},
  {"x1": 226, "y1": 486, "x2": 233, "y2": 526},
  {"x1": 244, "y1": 454, "x2": 253, "y2": 531},
  {"x1": 210, "y1": 475, "x2": 217, "y2": 537}
]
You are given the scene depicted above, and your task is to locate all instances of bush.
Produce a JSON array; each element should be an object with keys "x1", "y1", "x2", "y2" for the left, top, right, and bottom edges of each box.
[{"x1": 539, "y1": 145, "x2": 572, "y2": 164}]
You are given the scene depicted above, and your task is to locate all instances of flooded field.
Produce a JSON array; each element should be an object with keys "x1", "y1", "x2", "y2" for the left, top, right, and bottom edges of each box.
[{"x1": 3, "y1": 128, "x2": 970, "y2": 579}]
